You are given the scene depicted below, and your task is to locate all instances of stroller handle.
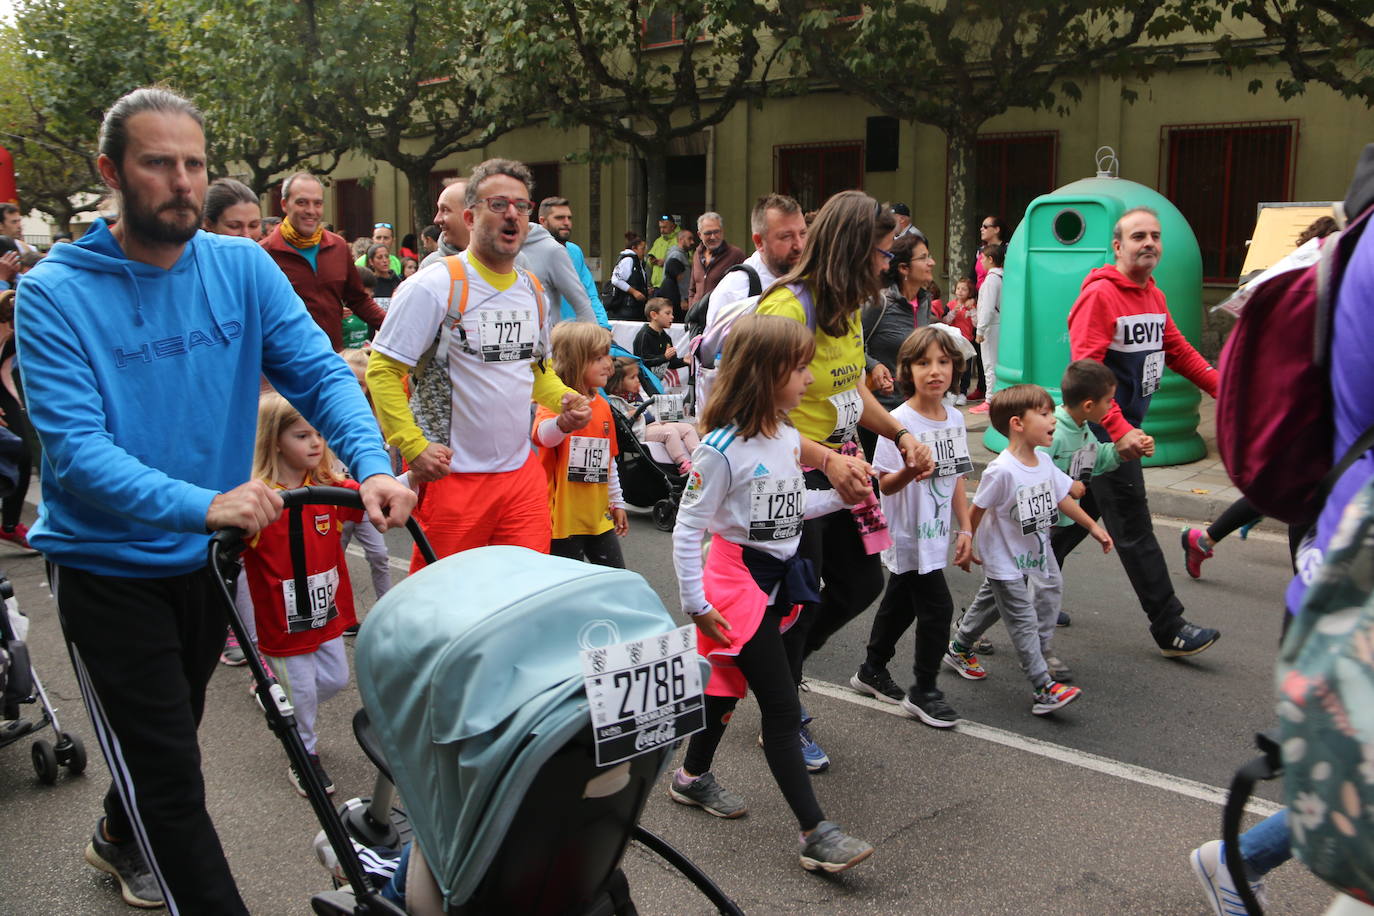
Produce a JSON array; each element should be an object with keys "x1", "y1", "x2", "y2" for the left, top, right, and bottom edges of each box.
[{"x1": 208, "y1": 485, "x2": 438, "y2": 567}]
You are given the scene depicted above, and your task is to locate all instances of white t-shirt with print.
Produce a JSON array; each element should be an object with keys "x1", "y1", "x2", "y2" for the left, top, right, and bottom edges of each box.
[
  {"x1": 873, "y1": 402, "x2": 971, "y2": 575},
  {"x1": 372, "y1": 250, "x2": 549, "y2": 474},
  {"x1": 972, "y1": 449, "x2": 1072, "y2": 581}
]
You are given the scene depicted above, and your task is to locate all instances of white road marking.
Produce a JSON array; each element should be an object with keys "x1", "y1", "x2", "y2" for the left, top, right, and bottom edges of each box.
[
  {"x1": 346, "y1": 544, "x2": 412, "y2": 573},
  {"x1": 805, "y1": 678, "x2": 1283, "y2": 818}
]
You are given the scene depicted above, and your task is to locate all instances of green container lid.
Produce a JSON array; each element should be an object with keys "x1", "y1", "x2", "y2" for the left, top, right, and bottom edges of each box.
[{"x1": 981, "y1": 173, "x2": 1206, "y2": 466}]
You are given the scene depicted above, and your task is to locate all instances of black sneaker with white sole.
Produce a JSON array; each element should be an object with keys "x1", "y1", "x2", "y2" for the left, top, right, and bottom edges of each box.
[
  {"x1": 798, "y1": 821, "x2": 874, "y2": 873},
  {"x1": 668, "y1": 770, "x2": 747, "y2": 818},
  {"x1": 1157, "y1": 621, "x2": 1220, "y2": 658},
  {"x1": 900, "y1": 688, "x2": 959, "y2": 728},
  {"x1": 848, "y1": 664, "x2": 904, "y2": 704},
  {"x1": 85, "y1": 818, "x2": 165, "y2": 909}
]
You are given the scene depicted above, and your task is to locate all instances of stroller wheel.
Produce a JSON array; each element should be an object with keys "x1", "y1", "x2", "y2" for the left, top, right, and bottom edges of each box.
[
  {"x1": 652, "y1": 499, "x2": 677, "y2": 532},
  {"x1": 56, "y1": 732, "x2": 87, "y2": 775},
  {"x1": 31, "y1": 738, "x2": 57, "y2": 785}
]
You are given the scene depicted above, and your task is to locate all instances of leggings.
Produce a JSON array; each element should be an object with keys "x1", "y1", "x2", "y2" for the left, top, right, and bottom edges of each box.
[
  {"x1": 0, "y1": 390, "x2": 32, "y2": 531},
  {"x1": 681, "y1": 606, "x2": 824, "y2": 831},
  {"x1": 549, "y1": 529, "x2": 625, "y2": 568},
  {"x1": 644, "y1": 422, "x2": 699, "y2": 465},
  {"x1": 865, "y1": 568, "x2": 954, "y2": 691},
  {"x1": 783, "y1": 508, "x2": 884, "y2": 681},
  {"x1": 1207, "y1": 496, "x2": 1263, "y2": 544}
]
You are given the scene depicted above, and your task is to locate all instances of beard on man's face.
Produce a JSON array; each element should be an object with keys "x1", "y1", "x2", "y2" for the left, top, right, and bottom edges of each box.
[{"x1": 118, "y1": 171, "x2": 203, "y2": 246}]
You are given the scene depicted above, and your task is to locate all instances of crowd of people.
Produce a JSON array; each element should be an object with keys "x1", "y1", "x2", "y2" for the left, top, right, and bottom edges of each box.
[{"x1": 3, "y1": 84, "x2": 1366, "y2": 915}]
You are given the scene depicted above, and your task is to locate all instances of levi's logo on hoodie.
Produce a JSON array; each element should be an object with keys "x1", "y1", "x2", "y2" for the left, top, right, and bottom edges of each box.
[{"x1": 1109, "y1": 313, "x2": 1165, "y2": 353}]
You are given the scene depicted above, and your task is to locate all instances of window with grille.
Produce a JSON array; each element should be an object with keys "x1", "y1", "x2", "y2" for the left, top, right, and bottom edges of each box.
[
  {"x1": 975, "y1": 132, "x2": 1057, "y2": 238},
  {"x1": 1163, "y1": 121, "x2": 1297, "y2": 282},
  {"x1": 334, "y1": 179, "x2": 373, "y2": 243},
  {"x1": 775, "y1": 143, "x2": 863, "y2": 212},
  {"x1": 642, "y1": 9, "x2": 687, "y2": 47}
]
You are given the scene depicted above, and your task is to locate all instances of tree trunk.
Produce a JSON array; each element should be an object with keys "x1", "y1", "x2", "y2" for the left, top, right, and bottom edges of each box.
[
  {"x1": 588, "y1": 155, "x2": 602, "y2": 259},
  {"x1": 642, "y1": 148, "x2": 667, "y2": 241},
  {"x1": 402, "y1": 162, "x2": 437, "y2": 246},
  {"x1": 944, "y1": 119, "x2": 984, "y2": 289}
]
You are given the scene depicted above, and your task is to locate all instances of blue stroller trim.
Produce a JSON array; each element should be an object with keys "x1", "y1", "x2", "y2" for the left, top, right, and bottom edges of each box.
[
  {"x1": 609, "y1": 342, "x2": 665, "y2": 396},
  {"x1": 355, "y1": 546, "x2": 707, "y2": 908}
]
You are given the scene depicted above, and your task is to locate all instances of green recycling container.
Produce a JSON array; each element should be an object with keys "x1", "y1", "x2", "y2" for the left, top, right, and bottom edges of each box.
[{"x1": 982, "y1": 175, "x2": 1206, "y2": 466}]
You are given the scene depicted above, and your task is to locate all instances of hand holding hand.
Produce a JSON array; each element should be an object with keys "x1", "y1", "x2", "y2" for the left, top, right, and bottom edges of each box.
[
  {"x1": 868, "y1": 363, "x2": 894, "y2": 395},
  {"x1": 824, "y1": 451, "x2": 873, "y2": 505},
  {"x1": 557, "y1": 391, "x2": 593, "y2": 432},
  {"x1": 408, "y1": 442, "x2": 454, "y2": 482},
  {"x1": 953, "y1": 532, "x2": 973, "y2": 571}
]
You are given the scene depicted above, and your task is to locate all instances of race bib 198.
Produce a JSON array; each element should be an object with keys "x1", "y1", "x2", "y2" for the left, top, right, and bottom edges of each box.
[
  {"x1": 1016, "y1": 481, "x2": 1058, "y2": 535},
  {"x1": 827, "y1": 388, "x2": 862, "y2": 445},
  {"x1": 281, "y1": 567, "x2": 340, "y2": 633},
  {"x1": 922, "y1": 426, "x2": 972, "y2": 478},
  {"x1": 567, "y1": 435, "x2": 610, "y2": 483},
  {"x1": 477, "y1": 308, "x2": 536, "y2": 362},
  {"x1": 748, "y1": 475, "x2": 805, "y2": 541}
]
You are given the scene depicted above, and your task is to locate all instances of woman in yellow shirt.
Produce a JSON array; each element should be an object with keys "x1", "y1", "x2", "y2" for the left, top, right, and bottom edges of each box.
[{"x1": 755, "y1": 190, "x2": 932, "y2": 768}]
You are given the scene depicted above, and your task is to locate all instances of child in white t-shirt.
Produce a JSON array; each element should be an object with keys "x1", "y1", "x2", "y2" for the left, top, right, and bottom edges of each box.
[
  {"x1": 849, "y1": 328, "x2": 973, "y2": 728},
  {"x1": 945, "y1": 384, "x2": 1113, "y2": 715}
]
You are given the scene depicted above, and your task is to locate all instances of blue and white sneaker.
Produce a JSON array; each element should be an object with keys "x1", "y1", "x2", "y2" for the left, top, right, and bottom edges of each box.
[
  {"x1": 799, "y1": 722, "x2": 830, "y2": 772},
  {"x1": 1190, "y1": 839, "x2": 1266, "y2": 916}
]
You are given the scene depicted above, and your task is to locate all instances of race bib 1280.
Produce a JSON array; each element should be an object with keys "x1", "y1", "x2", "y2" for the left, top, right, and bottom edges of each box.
[{"x1": 748, "y1": 475, "x2": 805, "y2": 541}]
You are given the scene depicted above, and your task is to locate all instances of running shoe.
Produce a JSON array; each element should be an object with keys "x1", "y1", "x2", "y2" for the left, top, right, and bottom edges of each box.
[
  {"x1": 1031, "y1": 680, "x2": 1081, "y2": 715},
  {"x1": 0, "y1": 523, "x2": 33, "y2": 550},
  {"x1": 849, "y1": 664, "x2": 904, "y2": 704},
  {"x1": 973, "y1": 636, "x2": 995, "y2": 655},
  {"x1": 954, "y1": 394, "x2": 967, "y2": 406},
  {"x1": 798, "y1": 821, "x2": 874, "y2": 873},
  {"x1": 799, "y1": 723, "x2": 830, "y2": 773},
  {"x1": 312, "y1": 830, "x2": 403, "y2": 889},
  {"x1": 668, "y1": 770, "x2": 748, "y2": 818},
  {"x1": 342, "y1": 624, "x2": 360, "y2": 637},
  {"x1": 1045, "y1": 655, "x2": 1073, "y2": 683},
  {"x1": 901, "y1": 688, "x2": 959, "y2": 728},
  {"x1": 968, "y1": 401, "x2": 991, "y2": 415},
  {"x1": 85, "y1": 818, "x2": 165, "y2": 909},
  {"x1": 1190, "y1": 839, "x2": 1266, "y2": 916},
  {"x1": 1181, "y1": 528, "x2": 1214, "y2": 579},
  {"x1": 1157, "y1": 621, "x2": 1220, "y2": 658},
  {"x1": 220, "y1": 630, "x2": 247, "y2": 666},
  {"x1": 289, "y1": 753, "x2": 336, "y2": 797},
  {"x1": 1057, "y1": 610, "x2": 1071, "y2": 627},
  {"x1": 943, "y1": 641, "x2": 988, "y2": 680}
]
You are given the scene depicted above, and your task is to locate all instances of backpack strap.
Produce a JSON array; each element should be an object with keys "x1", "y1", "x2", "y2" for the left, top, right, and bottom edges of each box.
[
  {"x1": 727, "y1": 263, "x2": 761, "y2": 297},
  {"x1": 412, "y1": 255, "x2": 469, "y2": 378}
]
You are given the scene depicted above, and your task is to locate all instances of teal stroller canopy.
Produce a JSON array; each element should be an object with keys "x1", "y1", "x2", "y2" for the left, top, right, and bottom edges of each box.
[{"x1": 355, "y1": 546, "x2": 706, "y2": 909}]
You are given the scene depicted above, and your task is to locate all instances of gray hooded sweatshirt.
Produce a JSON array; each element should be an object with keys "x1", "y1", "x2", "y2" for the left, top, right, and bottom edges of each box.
[{"x1": 516, "y1": 223, "x2": 595, "y2": 324}]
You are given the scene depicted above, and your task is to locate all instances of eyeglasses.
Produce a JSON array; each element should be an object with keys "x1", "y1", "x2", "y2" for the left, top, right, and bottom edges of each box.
[
  {"x1": 479, "y1": 196, "x2": 535, "y2": 215},
  {"x1": 981, "y1": 223, "x2": 995, "y2": 229},
  {"x1": 374, "y1": 222, "x2": 394, "y2": 230},
  {"x1": 876, "y1": 247, "x2": 895, "y2": 261}
]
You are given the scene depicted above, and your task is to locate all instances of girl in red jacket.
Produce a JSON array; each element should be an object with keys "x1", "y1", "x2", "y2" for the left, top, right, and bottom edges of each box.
[{"x1": 242, "y1": 393, "x2": 362, "y2": 798}]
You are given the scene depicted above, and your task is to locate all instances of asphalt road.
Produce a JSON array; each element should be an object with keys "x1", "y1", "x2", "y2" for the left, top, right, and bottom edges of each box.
[{"x1": 0, "y1": 505, "x2": 1340, "y2": 915}]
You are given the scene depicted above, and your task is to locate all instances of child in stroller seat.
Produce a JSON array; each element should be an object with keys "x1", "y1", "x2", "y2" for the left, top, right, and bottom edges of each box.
[{"x1": 606, "y1": 356, "x2": 699, "y2": 476}]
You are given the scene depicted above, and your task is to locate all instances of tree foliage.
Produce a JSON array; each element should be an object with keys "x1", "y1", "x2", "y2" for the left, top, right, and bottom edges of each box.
[
  {"x1": 1179, "y1": 0, "x2": 1374, "y2": 104},
  {"x1": 495, "y1": 0, "x2": 785, "y2": 235},
  {"x1": 771, "y1": 0, "x2": 1187, "y2": 280}
]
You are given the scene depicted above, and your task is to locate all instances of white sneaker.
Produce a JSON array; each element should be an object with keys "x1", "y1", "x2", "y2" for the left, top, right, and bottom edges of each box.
[
  {"x1": 955, "y1": 394, "x2": 967, "y2": 406},
  {"x1": 1190, "y1": 839, "x2": 1266, "y2": 916}
]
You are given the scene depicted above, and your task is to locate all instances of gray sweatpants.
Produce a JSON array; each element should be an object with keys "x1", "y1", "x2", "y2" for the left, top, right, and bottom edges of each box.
[
  {"x1": 954, "y1": 569, "x2": 1063, "y2": 689},
  {"x1": 263, "y1": 637, "x2": 349, "y2": 753},
  {"x1": 341, "y1": 517, "x2": 393, "y2": 603}
]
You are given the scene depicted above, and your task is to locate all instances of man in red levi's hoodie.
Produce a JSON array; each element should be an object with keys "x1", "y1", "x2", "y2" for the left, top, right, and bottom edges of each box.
[{"x1": 1054, "y1": 207, "x2": 1221, "y2": 659}]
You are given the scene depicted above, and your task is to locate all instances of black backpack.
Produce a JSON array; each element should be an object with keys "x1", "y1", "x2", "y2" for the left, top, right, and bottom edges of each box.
[{"x1": 683, "y1": 264, "x2": 760, "y2": 340}]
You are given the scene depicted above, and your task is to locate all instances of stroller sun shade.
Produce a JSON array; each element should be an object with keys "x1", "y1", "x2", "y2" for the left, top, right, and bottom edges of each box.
[{"x1": 355, "y1": 546, "x2": 704, "y2": 908}]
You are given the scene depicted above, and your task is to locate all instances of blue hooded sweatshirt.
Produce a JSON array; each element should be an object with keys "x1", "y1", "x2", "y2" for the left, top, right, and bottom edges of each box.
[{"x1": 15, "y1": 219, "x2": 393, "y2": 577}]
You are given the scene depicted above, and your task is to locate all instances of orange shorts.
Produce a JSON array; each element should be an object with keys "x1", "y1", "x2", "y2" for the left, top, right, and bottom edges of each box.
[{"x1": 409, "y1": 452, "x2": 551, "y2": 572}]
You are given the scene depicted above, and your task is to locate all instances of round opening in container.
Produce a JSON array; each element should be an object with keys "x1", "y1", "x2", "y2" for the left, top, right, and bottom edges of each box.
[{"x1": 1053, "y1": 208, "x2": 1085, "y2": 245}]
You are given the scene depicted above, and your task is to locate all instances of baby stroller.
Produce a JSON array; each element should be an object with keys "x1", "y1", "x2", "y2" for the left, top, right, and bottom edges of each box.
[
  {"x1": 328, "y1": 544, "x2": 742, "y2": 915},
  {"x1": 0, "y1": 569, "x2": 88, "y2": 784},
  {"x1": 211, "y1": 489, "x2": 739, "y2": 914},
  {"x1": 607, "y1": 344, "x2": 688, "y2": 532}
]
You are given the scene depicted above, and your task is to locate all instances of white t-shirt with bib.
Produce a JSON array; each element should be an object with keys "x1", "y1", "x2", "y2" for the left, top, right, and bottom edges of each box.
[
  {"x1": 873, "y1": 402, "x2": 971, "y2": 575},
  {"x1": 372, "y1": 250, "x2": 549, "y2": 474},
  {"x1": 972, "y1": 449, "x2": 1072, "y2": 581}
]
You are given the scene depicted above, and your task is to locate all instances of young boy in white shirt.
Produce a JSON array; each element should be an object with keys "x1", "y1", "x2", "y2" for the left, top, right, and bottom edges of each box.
[{"x1": 944, "y1": 384, "x2": 1113, "y2": 715}]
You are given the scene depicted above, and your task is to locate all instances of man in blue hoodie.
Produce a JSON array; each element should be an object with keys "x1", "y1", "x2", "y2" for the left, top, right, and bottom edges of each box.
[{"x1": 15, "y1": 88, "x2": 415, "y2": 913}]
